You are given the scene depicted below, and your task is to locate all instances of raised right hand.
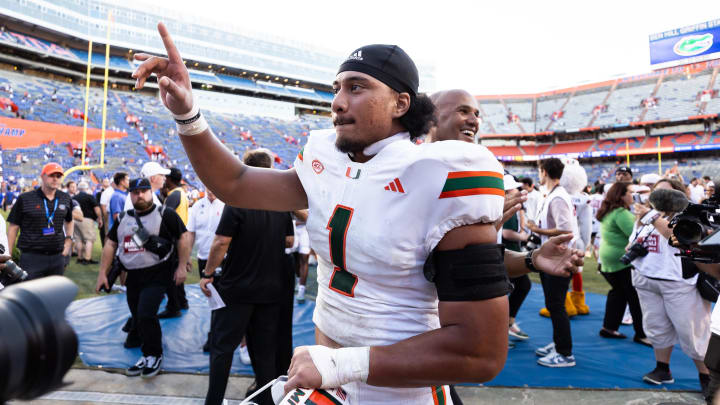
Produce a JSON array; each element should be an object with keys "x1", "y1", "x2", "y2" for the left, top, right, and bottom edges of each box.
[{"x1": 132, "y1": 22, "x2": 193, "y2": 116}]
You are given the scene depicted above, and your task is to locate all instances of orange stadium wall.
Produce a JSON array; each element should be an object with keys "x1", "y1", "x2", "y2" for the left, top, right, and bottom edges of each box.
[{"x1": 0, "y1": 117, "x2": 125, "y2": 150}]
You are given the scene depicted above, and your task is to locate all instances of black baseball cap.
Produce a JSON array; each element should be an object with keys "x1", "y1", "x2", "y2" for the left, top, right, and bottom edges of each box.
[
  {"x1": 337, "y1": 44, "x2": 419, "y2": 98},
  {"x1": 616, "y1": 166, "x2": 633, "y2": 176},
  {"x1": 128, "y1": 178, "x2": 151, "y2": 192},
  {"x1": 167, "y1": 167, "x2": 183, "y2": 184}
]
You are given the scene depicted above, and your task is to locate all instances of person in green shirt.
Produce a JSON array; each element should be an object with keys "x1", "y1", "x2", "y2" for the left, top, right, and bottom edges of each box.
[{"x1": 597, "y1": 181, "x2": 649, "y2": 345}]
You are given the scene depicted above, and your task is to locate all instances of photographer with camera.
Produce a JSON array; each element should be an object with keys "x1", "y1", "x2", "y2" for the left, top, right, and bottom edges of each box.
[
  {"x1": 596, "y1": 182, "x2": 648, "y2": 344},
  {"x1": 629, "y1": 178, "x2": 711, "y2": 392},
  {"x1": 95, "y1": 178, "x2": 191, "y2": 379}
]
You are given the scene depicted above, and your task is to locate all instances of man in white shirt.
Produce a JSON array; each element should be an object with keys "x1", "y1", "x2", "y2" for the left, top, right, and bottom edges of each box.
[
  {"x1": 520, "y1": 177, "x2": 541, "y2": 223},
  {"x1": 187, "y1": 189, "x2": 225, "y2": 277},
  {"x1": 187, "y1": 188, "x2": 225, "y2": 352},
  {"x1": 124, "y1": 162, "x2": 168, "y2": 211},
  {"x1": 99, "y1": 177, "x2": 116, "y2": 240},
  {"x1": 690, "y1": 178, "x2": 706, "y2": 204}
]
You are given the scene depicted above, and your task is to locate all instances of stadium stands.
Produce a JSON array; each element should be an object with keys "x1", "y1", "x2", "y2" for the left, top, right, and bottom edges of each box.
[
  {"x1": 477, "y1": 61, "x2": 720, "y2": 138},
  {"x1": 2, "y1": 0, "x2": 437, "y2": 88},
  {"x1": 0, "y1": 27, "x2": 335, "y2": 104},
  {"x1": 0, "y1": 68, "x2": 332, "y2": 187}
]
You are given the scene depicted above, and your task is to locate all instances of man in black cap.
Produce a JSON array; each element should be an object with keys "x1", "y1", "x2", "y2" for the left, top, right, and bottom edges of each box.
[
  {"x1": 95, "y1": 178, "x2": 191, "y2": 379},
  {"x1": 132, "y1": 23, "x2": 582, "y2": 403},
  {"x1": 616, "y1": 166, "x2": 633, "y2": 183}
]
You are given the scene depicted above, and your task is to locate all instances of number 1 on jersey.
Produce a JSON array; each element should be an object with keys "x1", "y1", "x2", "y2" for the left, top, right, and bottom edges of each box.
[{"x1": 327, "y1": 205, "x2": 358, "y2": 297}]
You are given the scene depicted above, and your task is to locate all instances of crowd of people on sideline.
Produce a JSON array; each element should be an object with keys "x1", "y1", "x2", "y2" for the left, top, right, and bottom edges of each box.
[{"x1": 5, "y1": 36, "x2": 720, "y2": 405}]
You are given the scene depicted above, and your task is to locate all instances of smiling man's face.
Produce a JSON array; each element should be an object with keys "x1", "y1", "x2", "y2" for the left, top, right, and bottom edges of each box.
[{"x1": 430, "y1": 89, "x2": 480, "y2": 143}]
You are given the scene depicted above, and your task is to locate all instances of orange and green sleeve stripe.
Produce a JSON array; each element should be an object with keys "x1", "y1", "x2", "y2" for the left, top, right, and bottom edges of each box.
[
  {"x1": 297, "y1": 146, "x2": 304, "y2": 161},
  {"x1": 431, "y1": 386, "x2": 447, "y2": 405},
  {"x1": 307, "y1": 389, "x2": 344, "y2": 405},
  {"x1": 438, "y1": 170, "x2": 504, "y2": 199}
]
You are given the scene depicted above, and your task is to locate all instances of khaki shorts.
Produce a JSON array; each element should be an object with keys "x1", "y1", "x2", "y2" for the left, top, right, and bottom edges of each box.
[
  {"x1": 632, "y1": 271, "x2": 711, "y2": 360},
  {"x1": 75, "y1": 218, "x2": 97, "y2": 243}
]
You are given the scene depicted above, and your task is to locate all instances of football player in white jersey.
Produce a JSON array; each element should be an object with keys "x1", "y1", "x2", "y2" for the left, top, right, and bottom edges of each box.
[
  {"x1": 427, "y1": 89, "x2": 585, "y2": 277},
  {"x1": 133, "y1": 24, "x2": 583, "y2": 405}
]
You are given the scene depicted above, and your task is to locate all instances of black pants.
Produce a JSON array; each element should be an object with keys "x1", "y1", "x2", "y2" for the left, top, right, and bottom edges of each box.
[
  {"x1": 20, "y1": 252, "x2": 65, "y2": 281},
  {"x1": 600, "y1": 267, "x2": 646, "y2": 338},
  {"x1": 276, "y1": 254, "x2": 296, "y2": 374},
  {"x1": 198, "y1": 258, "x2": 207, "y2": 277},
  {"x1": 99, "y1": 223, "x2": 106, "y2": 247},
  {"x1": 509, "y1": 275, "x2": 531, "y2": 318},
  {"x1": 540, "y1": 272, "x2": 573, "y2": 356},
  {"x1": 125, "y1": 270, "x2": 170, "y2": 357},
  {"x1": 705, "y1": 333, "x2": 720, "y2": 404},
  {"x1": 165, "y1": 282, "x2": 188, "y2": 312},
  {"x1": 206, "y1": 302, "x2": 283, "y2": 405}
]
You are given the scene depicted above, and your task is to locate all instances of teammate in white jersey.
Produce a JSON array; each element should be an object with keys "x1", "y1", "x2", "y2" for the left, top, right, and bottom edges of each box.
[
  {"x1": 427, "y1": 89, "x2": 581, "y2": 275},
  {"x1": 133, "y1": 24, "x2": 584, "y2": 404}
]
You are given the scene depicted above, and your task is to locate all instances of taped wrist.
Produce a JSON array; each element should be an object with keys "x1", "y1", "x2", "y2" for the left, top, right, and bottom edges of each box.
[
  {"x1": 173, "y1": 104, "x2": 208, "y2": 136},
  {"x1": 307, "y1": 345, "x2": 370, "y2": 388},
  {"x1": 424, "y1": 244, "x2": 511, "y2": 301}
]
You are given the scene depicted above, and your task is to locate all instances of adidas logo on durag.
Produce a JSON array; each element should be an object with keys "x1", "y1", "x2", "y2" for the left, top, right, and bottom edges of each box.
[
  {"x1": 347, "y1": 50, "x2": 363, "y2": 61},
  {"x1": 384, "y1": 178, "x2": 405, "y2": 193}
]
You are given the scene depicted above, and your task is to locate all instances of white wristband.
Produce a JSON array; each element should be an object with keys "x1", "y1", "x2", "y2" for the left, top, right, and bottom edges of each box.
[
  {"x1": 176, "y1": 114, "x2": 208, "y2": 136},
  {"x1": 307, "y1": 345, "x2": 370, "y2": 388},
  {"x1": 172, "y1": 104, "x2": 199, "y2": 121}
]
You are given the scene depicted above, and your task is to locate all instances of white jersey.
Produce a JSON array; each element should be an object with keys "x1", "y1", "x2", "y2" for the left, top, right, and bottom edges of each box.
[
  {"x1": 589, "y1": 193, "x2": 603, "y2": 234},
  {"x1": 294, "y1": 130, "x2": 503, "y2": 404},
  {"x1": 571, "y1": 193, "x2": 593, "y2": 251}
]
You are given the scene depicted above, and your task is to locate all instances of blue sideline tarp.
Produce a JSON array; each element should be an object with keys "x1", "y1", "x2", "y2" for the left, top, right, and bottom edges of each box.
[
  {"x1": 67, "y1": 284, "x2": 703, "y2": 391},
  {"x1": 67, "y1": 284, "x2": 315, "y2": 375},
  {"x1": 483, "y1": 284, "x2": 702, "y2": 390}
]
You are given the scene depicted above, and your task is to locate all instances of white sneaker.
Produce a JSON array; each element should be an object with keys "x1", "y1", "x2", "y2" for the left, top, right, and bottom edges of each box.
[
  {"x1": 141, "y1": 355, "x2": 162, "y2": 378},
  {"x1": 509, "y1": 323, "x2": 529, "y2": 340},
  {"x1": 126, "y1": 356, "x2": 146, "y2": 376},
  {"x1": 535, "y1": 342, "x2": 556, "y2": 357},
  {"x1": 239, "y1": 345, "x2": 252, "y2": 365},
  {"x1": 622, "y1": 306, "x2": 633, "y2": 325},
  {"x1": 296, "y1": 285, "x2": 306, "y2": 303},
  {"x1": 111, "y1": 284, "x2": 126, "y2": 293},
  {"x1": 537, "y1": 351, "x2": 576, "y2": 368}
]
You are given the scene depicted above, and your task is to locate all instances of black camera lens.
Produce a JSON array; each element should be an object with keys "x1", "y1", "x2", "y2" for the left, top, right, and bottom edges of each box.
[
  {"x1": 674, "y1": 217, "x2": 705, "y2": 245},
  {"x1": 0, "y1": 276, "x2": 78, "y2": 402},
  {"x1": 620, "y1": 243, "x2": 649, "y2": 265}
]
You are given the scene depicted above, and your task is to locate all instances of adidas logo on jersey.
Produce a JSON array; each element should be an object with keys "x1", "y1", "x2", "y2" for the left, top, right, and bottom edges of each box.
[
  {"x1": 384, "y1": 178, "x2": 405, "y2": 193},
  {"x1": 347, "y1": 50, "x2": 363, "y2": 61}
]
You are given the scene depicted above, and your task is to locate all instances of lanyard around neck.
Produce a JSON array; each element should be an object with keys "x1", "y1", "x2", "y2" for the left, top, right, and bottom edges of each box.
[{"x1": 43, "y1": 198, "x2": 58, "y2": 226}]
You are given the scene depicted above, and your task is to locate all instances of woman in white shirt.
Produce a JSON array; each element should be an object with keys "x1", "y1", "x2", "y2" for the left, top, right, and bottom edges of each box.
[{"x1": 631, "y1": 178, "x2": 711, "y2": 393}]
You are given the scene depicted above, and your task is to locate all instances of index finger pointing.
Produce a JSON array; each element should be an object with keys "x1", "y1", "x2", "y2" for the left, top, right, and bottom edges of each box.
[{"x1": 157, "y1": 22, "x2": 182, "y2": 64}]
